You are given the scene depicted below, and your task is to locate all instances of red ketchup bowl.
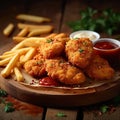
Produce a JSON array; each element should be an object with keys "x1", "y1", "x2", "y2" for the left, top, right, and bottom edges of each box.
[{"x1": 93, "y1": 38, "x2": 120, "y2": 67}]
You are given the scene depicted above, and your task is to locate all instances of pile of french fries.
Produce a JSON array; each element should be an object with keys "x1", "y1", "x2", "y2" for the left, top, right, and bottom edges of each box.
[
  {"x1": 0, "y1": 37, "x2": 46, "y2": 82},
  {"x1": 1, "y1": 14, "x2": 54, "y2": 82},
  {"x1": 13, "y1": 23, "x2": 53, "y2": 43},
  {"x1": 3, "y1": 14, "x2": 53, "y2": 37},
  {"x1": 1, "y1": 13, "x2": 69, "y2": 82},
  {"x1": 1, "y1": 29, "x2": 68, "y2": 82}
]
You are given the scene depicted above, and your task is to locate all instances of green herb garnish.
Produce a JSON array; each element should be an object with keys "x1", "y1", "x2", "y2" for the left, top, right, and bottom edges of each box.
[
  {"x1": 46, "y1": 39, "x2": 53, "y2": 43},
  {"x1": 100, "y1": 105, "x2": 109, "y2": 113},
  {"x1": 56, "y1": 112, "x2": 67, "y2": 117},
  {"x1": 73, "y1": 38, "x2": 79, "y2": 40},
  {"x1": 0, "y1": 89, "x2": 15, "y2": 112},
  {"x1": 67, "y1": 7, "x2": 120, "y2": 35},
  {"x1": 79, "y1": 49, "x2": 84, "y2": 53},
  {"x1": 36, "y1": 61, "x2": 42, "y2": 65},
  {"x1": 4, "y1": 102, "x2": 15, "y2": 112},
  {"x1": 0, "y1": 89, "x2": 7, "y2": 97},
  {"x1": 83, "y1": 42, "x2": 87, "y2": 46}
]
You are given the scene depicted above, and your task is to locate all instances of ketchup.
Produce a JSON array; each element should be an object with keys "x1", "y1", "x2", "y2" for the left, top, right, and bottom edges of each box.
[
  {"x1": 94, "y1": 41, "x2": 119, "y2": 50},
  {"x1": 93, "y1": 39, "x2": 120, "y2": 68},
  {"x1": 39, "y1": 77, "x2": 59, "y2": 86}
]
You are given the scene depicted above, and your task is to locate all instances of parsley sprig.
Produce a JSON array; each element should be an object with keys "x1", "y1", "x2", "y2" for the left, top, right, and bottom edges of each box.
[
  {"x1": 0, "y1": 89, "x2": 15, "y2": 112},
  {"x1": 68, "y1": 7, "x2": 120, "y2": 35},
  {"x1": 56, "y1": 112, "x2": 67, "y2": 117}
]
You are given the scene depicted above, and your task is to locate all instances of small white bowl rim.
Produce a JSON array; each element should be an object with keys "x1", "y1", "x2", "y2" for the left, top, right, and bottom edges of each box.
[
  {"x1": 93, "y1": 38, "x2": 120, "y2": 51},
  {"x1": 70, "y1": 30, "x2": 100, "y2": 40}
]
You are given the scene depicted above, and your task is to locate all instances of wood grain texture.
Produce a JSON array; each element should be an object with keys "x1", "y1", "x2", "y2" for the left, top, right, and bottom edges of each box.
[
  {"x1": 45, "y1": 108, "x2": 78, "y2": 120},
  {"x1": 83, "y1": 105, "x2": 120, "y2": 120},
  {"x1": 0, "y1": 104, "x2": 43, "y2": 120},
  {"x1": 0, "y1": 28, "x2": 120, "y2": 108},
  {"x1": 0, "y1": 0, "x2": 120, "y2": 120}
]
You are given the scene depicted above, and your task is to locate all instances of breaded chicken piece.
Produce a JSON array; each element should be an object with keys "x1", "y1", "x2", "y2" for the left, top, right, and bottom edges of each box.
[
  {"x1": 45, "y1": 58, "x2": 86, "y2": 85},
  {"x1": 38, "y1": 38, "x2": 69, "y2": 59},
  {"x1": 65, "y1": 38, "x2": 93, "y2": 69},
  {"x1": 33, "y1": 53, "x2": 45, "y2": 60},
  {"x1": 85, "y1": 55, "x2": 115, "y2": 80},
  {"x1": 24, "y1": 59, "x2": 46, "y2": 78}
]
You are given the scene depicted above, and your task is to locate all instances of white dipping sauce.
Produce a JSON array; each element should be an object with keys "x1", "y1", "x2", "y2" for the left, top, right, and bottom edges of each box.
[{"x1": 70, "y1": 30, "x2": 100, "y2": 41}]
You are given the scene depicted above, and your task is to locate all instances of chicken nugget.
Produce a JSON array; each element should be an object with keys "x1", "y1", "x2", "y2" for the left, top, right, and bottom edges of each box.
[
  {"x1": 85, "y1": 55, "x2": 115, "y2": 80},
  {"x1": 45, "y1": 58, "x2": 86, "y2": 85},
  {"x1": 37, "y1": 38, "x2": 65, "y2": 59},
  {"x1": 33, "y1": 53, "x2": 44, "y2": 60},
  {"x1": 24, "y1": 59, "x2": 46, "y2": 78},
  {"x1": 65, "y1": 38, "x2": 93, "y2": 69}
]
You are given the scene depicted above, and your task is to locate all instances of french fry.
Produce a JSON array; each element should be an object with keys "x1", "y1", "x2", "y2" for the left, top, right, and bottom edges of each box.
[
  {"x1": 17, "y1": 27, "x2": 29, "y2": 37},
  {"x1": 3, "y1": 23, "x2": 14, "y2": 36},
  {"x1": 0, "y1": 53, "x2": 15, "y2": 60},
  {"x1": 3, "y1": 50, "x2": 16, "y2": 55},
  {"x1": 16, "y1": 14, "x2": 51, "y2": 23},
  {"x1": 11, "y1": 41, "x2": 26, "y2": 51},
  {"x1": 13, "y1": 36, "x2": 26, "y2": 43},
  {"x1": 1, "y1": 53, "x2": 20, "y2": 78},
  {"x1": 22, "y1": 37, "x2": 46, "y2": 47},
  {"x1": 13, "y1": 67, "x2": 24, "y2": 82},
  {"x1": 0, "y1": 57, "x2": 12, "y2": 66},
  {"x1": 17, "y1": 23, "x2": 53, "y2": 31},
  {"x1": 28, "y1": 28, "x2": 53, "y2": 37},
  {"x1": 19, "y1": 55, "x2": 24, "y2": 64},
  {"x1": 17, "y1": 47, "x2": 33, "y2": 55},
  {"x1": 11, "y1": 37, "x2": 46, "y2": 51},
  {"x1": 20, "y1": 47, "x2": 36, "y2": 64},
  {"x1": 5, "y1": 47, "x2": 31, "y2": 56}
]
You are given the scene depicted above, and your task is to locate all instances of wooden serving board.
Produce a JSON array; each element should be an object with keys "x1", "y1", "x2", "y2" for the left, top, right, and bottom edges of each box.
[
  {"x1": 0, "y1": 71, "x2": 120, "y2": 107},
  {"x1": 0, "y1": 43, "x2": 120, "y2": 107}
]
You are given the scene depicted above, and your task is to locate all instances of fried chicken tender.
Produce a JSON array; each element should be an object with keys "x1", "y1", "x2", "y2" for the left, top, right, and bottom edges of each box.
[
  {"x1": 38, "y1": 37, "x2": 69, "y2": 59},
  {"x1": 24, "y1": 59, "x2": 46, "y2": 78},
  {"x1": 85, "y1": 55, "x2": 115, "y2": 80},
  {"x1": 33, "y1": 53, "x2": 44, "y2": 60},
  {"x1": 45, "y1": 58, "x2": 86, "y2": 85},
  {"x1": 65, "y1": 38, "x2": 93, "y2": 69}
]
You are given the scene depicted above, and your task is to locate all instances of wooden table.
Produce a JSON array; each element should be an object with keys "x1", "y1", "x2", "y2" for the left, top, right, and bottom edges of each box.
[{"x1": 0, "y1": 0, "x2": 120, "y2": 120}]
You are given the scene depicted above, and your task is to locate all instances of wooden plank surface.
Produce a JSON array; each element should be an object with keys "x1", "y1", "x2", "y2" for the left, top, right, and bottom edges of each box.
[
  {"x1": 0, "y1": 98, "x2": 44, "y2": 120},
  {"x1": 83, "y1": 104, "x2": 120, "y2": 120},
  {"x1": 45, "y1": 108, "x2": 78, "y2": 120},
  {"x1": 62, "y1": 0, "x2": 120, "y2": 119},
  {"x1": 0, "y1": 0, "x2": 120, "y2": 120},
  {"x1": 0, "y1": 0, "x2": 64, "y2": 120}
]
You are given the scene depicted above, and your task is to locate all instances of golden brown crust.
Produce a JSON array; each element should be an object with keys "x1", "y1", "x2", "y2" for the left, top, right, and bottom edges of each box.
[
  {"x1": 22, "y1": 35, "x2": 115, "y2": 85},
  {"x1": 24, "y1": 59, "x2": 46, "y2": 78},
  {"x1": 45, "y1": 58, "x2": 86, "y2": 85},
  {"x1": 65, "y1": 38, "x2": 93, "y2": 69},
  {"x1": 85, "y1": 55, "x2": 115, "y2": 80},
  {"x1": 37, "y1": 38, "x2": 69, "y2": 59}
]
